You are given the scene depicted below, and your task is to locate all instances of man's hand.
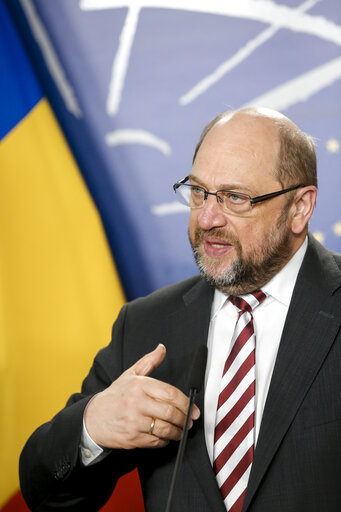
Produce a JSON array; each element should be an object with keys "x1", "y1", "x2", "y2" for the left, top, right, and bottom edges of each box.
[{"x1": 84, "y1": 344, "x2": 200, "y2": 449}]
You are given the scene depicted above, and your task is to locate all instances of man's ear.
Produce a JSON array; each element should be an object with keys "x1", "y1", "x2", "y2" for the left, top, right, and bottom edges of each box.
[{"x1": 289, "y1": 186, "x2": 317, "y2": 235}]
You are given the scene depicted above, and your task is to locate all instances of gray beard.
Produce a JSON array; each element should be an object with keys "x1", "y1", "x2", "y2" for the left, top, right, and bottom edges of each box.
[{"x1": 190, "y1": 211, "x2": 293, "y2": 295}]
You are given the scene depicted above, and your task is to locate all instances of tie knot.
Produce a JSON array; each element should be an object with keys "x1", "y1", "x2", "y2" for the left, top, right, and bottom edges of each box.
[{"x1": 229, "y1": 290, "x2": 266, "y2": 313}]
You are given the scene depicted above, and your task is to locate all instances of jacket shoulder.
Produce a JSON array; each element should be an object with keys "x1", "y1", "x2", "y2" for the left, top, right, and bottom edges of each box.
[
  {"x1": 305, "y1": 234, "x2": 341, "y2": 294},
  {"x1": 126, "y1": 274, "x2": 211, "y2": 313}
]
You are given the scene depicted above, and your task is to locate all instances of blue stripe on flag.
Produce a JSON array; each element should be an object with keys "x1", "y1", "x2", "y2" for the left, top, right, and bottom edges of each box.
[{"x1": 0, "y1": 2, "x2": 42, "y2": 139}]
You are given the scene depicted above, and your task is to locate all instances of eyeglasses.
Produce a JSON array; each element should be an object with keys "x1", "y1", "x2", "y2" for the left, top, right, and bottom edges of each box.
[{"x1": 173, "y1": 176, "x2": 305, "y2": 216}]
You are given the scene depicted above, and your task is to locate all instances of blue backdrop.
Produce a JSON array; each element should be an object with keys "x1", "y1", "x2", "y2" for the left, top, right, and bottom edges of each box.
[{"x1": 5, "y1": 0, "x2": 341, "y2": 300}]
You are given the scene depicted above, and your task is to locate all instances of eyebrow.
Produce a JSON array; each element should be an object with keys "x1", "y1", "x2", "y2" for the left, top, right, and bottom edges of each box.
[{"x1": 188, "y1": 174, "x2": 253, "y2": 194}]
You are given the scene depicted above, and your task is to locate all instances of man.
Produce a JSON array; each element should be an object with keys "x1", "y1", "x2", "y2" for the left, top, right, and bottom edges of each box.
[{"x1": 20, "y1": 108, "x2": 341, "y2": 512}]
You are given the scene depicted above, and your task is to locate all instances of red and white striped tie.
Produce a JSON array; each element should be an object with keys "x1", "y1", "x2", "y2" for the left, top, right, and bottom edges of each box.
[{"x1": 213, "y1": 290, "x2": 266, "y2": 512}]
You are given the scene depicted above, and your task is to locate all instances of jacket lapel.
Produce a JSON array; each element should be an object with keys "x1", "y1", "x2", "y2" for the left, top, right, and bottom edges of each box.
[
  {"x1": 170, "y1": 278, "x2": 226, "y2": 511},
  {"x1": 243, "y1": 236, "x2": 341, "y2": 511}
]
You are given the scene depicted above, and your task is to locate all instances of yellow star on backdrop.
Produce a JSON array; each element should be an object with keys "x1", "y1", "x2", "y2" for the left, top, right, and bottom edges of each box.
[
  {"x1": 333, "y1": 221, "x2": 341, "y2": 236},
  {"x1": 313, "y1": 231, "x2": 325, "y2": 243},
  {"x1": 326, "y1": 138, "x2": 340, "y2": 153}
]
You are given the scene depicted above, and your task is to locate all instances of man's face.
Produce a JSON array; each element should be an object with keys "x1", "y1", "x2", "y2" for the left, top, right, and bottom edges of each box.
[{"x1": 188, "y1": 114, "x2": 296, "y2": 295}]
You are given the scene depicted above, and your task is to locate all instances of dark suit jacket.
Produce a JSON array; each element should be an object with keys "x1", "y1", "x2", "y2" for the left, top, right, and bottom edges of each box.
[{"x1": 20, "y1": 235, "x2": 341, "y2": 511}]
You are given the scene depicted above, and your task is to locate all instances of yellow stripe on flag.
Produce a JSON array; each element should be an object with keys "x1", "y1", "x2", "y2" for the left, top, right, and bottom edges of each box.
[{"x1": 0, "y1": 98, "x2": 125, "y2": 505}]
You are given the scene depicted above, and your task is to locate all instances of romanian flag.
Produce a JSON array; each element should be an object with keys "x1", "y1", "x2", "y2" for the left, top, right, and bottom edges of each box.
[{"x1": 0, "y1": 4, "x2": 143, "y2": 510}]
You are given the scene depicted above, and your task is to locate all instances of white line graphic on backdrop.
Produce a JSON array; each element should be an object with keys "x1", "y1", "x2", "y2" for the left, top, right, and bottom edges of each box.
[
  {"x1": 80, "y1": 0, "x2": 341, "y2": 43},
  {"x1": 243, "y1": 56, "x2": 341, "y2": 110},
  {"x1": 106, "y1": 5, "x2": 141, "y2": 116},
  {"x1": 20, "y1": 0, "x2": 83, "y2": 118},
  {"x1": 151, "y1": 202, "x2": 188, "y2": 215},
  {"x1": 106, "y1": 129, "x2": 171, "y2": 155},
  {"x1": 179, "y1": 0, "x2": 321, "y2": 105},
  {"x1": 79, "y1": 0, "x2": 341, "y2": 216},
  {"x1": 80, "y1": 0, "x2": 341, "y2": 118},
  {"x1": 154, "y1": 56, "x2": 341, "y2": 216}
]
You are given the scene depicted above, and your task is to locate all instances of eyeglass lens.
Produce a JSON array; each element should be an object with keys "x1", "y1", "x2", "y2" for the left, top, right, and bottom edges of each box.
[{"x1": 176, "y1": 184, "x2": 251, "y2": 214}]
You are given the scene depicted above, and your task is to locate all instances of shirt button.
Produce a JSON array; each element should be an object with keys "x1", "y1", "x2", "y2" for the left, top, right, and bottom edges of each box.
[{"x1": 83, "y1": 448, "x2": 92, "y2": 459}]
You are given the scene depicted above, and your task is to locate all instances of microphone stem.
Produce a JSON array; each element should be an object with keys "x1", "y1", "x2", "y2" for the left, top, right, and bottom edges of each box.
[{"x1": 165, "y1": 388, "x2": 197, "y2": 512}]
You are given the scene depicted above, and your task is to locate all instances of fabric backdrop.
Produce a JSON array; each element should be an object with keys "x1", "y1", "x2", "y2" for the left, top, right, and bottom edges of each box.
[{"x1": 1, "y1": 0, "x2": 340, "y2": 510}]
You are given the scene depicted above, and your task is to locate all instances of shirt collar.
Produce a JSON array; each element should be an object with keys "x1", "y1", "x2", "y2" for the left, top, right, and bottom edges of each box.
[
  {"x1": 211, "y1": 236, "x2": 308, "y2": 318},
  {"x1": 262, "y1": 236, "x2": 307, "y2": 306}
]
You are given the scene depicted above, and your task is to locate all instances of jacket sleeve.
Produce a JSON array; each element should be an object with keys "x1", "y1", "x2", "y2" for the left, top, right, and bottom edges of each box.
[{"x1": 19, "y1": 304, "x2": 138, "y2": 511}]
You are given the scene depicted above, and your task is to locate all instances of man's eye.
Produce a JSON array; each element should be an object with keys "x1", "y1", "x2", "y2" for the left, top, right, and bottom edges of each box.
[
  {"x1": 222, "y1": 192, "x2": 246, "y2": 203},
  {"x1": 229, "y1": 193, "x2": 244, "y2": 202},
  {"x1": 191, "y1": 186, "x2": 204, "y2": 195}
]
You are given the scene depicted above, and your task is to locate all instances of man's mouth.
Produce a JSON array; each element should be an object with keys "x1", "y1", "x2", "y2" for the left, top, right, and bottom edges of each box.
[
  {"x1": 210, "y1": 242, "x2": 228, "y2": 248},
  {"x1": 203, "y1": 238, "x2": 234, "y2": 258}
]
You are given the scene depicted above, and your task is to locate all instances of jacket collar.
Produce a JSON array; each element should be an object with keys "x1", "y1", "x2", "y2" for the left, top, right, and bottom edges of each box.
[{"x1": 243, "y1": 234, "x2": 341, "y2": 510}]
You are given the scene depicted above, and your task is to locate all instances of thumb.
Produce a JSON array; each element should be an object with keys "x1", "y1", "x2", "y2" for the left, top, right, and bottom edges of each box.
[{"x1": 128, "y1": 343, "x2": 166, "y2": 377}]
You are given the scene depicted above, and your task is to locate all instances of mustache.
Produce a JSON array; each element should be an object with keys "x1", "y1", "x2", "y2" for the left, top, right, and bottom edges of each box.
[{"x1": 194, "y1": 227, "x2": 240, "y2": 246}]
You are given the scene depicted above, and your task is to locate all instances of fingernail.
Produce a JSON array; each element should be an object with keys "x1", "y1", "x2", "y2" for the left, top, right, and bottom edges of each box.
[{"x1": 192, "y1": 407, "x2": 200, "y2": 420}]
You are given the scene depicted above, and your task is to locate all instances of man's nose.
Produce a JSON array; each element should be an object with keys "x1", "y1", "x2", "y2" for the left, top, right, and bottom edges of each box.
[{"x1": 197, "y1": 194, "x2": 227, "y2": 230}]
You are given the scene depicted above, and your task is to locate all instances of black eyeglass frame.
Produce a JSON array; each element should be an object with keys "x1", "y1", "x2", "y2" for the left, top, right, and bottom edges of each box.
[{"x1": 173, "y1": 176, "x2": 305, "y2": 210}]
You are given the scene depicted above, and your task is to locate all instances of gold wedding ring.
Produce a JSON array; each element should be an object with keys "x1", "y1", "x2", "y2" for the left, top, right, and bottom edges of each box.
[{"x1": 149, "y1": 417, "x2": 156, "y2": 435}]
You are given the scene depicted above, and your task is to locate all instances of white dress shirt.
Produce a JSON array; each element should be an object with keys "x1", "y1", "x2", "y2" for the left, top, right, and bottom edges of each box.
[
  {"x1": 204, "y1": 238, "x2": 307, "y2": 462},
  {"x1": 80, "y1": 416, "x2": 107, "y2": 465},
  {"x1": 81, "y1": 238, "x2": 307, "y2": 466}
]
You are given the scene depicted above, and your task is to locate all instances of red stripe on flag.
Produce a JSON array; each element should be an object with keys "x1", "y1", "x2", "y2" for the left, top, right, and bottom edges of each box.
[{"x1": 1, "y1": 469, "x2": 145, "y2": 512}]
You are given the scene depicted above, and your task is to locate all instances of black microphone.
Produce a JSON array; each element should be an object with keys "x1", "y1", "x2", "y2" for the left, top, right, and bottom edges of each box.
[{"x1": 165, "y1": 344, "x2": 208, "y2": 512}]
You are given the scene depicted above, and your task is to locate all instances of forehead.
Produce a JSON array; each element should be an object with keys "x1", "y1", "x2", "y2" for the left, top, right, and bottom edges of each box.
[{"x1": 193, "y1": 114, "x2": 281, "y2": 190}]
